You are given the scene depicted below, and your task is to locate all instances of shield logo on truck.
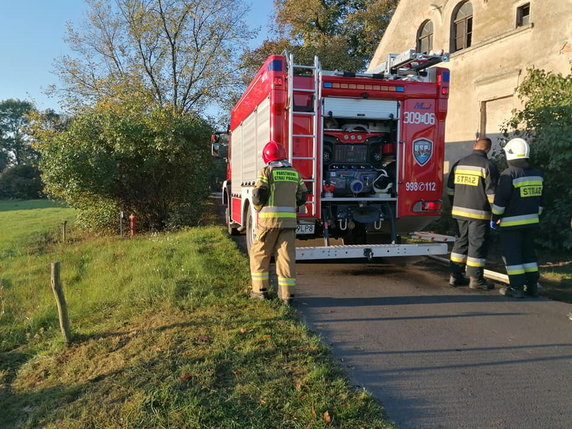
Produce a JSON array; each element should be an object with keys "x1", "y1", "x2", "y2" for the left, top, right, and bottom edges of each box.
[{"x1": 413, "y1": 138, "x2": 433, "y2": 166}]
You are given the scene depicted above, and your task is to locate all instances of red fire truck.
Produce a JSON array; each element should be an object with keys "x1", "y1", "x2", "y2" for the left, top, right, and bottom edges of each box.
[{"x1": 212, "y1": 50, "x2": 451, "y2": 260}]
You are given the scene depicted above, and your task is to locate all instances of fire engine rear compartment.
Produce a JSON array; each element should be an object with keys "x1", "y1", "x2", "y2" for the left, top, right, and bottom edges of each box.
[
  {"x1": 222, "y1": 52, "x2": 449, "y2": 259},
  {"x1": 313, "y1": 96, "x2": 400, "y2": 245},
  {"x1": 229, "y1": 96, "x2": 406, "y2": 243}
]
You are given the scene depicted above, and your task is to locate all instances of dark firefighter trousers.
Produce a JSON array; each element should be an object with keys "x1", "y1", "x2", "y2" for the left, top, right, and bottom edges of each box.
[
  {"x1": 500, "y1": 228, "x2": 539, "y2": 290},
  {"x1": 450, "y1": 219, "x2": 489, "y2": 279},
  {"x1": 250, "y1": 227, "x2": 296, "y2": 300}
]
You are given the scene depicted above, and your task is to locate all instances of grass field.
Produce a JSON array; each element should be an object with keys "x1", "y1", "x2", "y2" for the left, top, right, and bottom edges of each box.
[
  {"x1": 0, "y1": 199, "x2": 393, "y2": 428},
  {"x1": 0, "y1": 200, "x2": 76, "y2": 259}
]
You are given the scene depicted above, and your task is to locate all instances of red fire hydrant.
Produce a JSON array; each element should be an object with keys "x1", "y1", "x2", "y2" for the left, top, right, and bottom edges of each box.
[{"x1": 129, "y1": 213, "x2": 137, "y2": 237}]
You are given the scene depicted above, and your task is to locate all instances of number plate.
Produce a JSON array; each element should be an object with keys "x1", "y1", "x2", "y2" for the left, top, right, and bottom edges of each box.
[{"x1": 296, "y1": 224, "x2": 315, "y2": 234}]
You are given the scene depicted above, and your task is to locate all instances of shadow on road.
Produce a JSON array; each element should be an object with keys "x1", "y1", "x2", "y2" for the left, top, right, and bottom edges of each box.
[{"x1": 297, "y1": 294, "x2": 548, "y2": 307}]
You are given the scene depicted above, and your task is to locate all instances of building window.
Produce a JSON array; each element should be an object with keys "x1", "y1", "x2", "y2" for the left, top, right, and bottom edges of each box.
[
  {"x1": 517, "y1": 3, "x2": 530, "y2": 27},
  {"x1": 417, "y1": 20, "x2": 434, "y2": 53},
  {"x1": 452, "y1": 1, "x2": 473, "y2": 52}
]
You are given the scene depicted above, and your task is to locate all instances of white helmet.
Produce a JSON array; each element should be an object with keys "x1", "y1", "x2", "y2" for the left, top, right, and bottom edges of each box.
[{"x1": 504, "y1": 138, "x2": 529, "y2": 160}]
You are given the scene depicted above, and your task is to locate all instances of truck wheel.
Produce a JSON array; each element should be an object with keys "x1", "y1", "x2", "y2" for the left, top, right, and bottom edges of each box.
[
  {"x1": 225, "y1": 205, "x2": 239, "y2": 236},
  {"x1": 245, "y1": 208, "x2": 255, "y2": 254}
]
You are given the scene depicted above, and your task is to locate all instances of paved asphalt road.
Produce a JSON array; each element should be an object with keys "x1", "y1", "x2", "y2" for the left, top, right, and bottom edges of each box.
[
  {"x1": 217, "y1": 195, "x2": 571, "y2": 429},
  {"x1": 293, "y1": 256, "x2": 572, "y2": 429}
]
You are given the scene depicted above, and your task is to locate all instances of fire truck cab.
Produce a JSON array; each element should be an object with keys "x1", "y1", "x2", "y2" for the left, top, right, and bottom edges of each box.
[{"x1": 214, "y1": 50, "x2": 451, "y2": 260}]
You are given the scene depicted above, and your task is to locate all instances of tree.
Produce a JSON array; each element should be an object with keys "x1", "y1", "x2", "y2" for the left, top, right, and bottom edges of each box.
[
  {"x1": 54, "y1": 0, "x2": 255, "y2": 114},
  {"x1": 502, "y1": 67, "x2": 572, "y2": 250},
  {"x1": 37, "y1": 100, "x2": 213, "y2": 231},
  {"x1": 0, "y1": 99, "x2": 38, "y2": 168},
  {"x1": 0, "y1": 165, "x2": 43, "y2": 199},
  {"x1": 275, "y1": 0, "x2": 397, "y2": 60},
  {"x1": 240, "y1": 0, "x2": 399, "y2": 79},
  {"x1": 0, "y1": 149, "x2": 7, "y2": 173}
]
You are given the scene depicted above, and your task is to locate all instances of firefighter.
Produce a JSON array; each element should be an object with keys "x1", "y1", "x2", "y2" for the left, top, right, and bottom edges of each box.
[
  {"x1": 491, "y1": 138, "x2": 544, "y2": 298},
  {"x1": 447, "y1": 137, "x2": 499, "y2": 289},
  {"x1": 250, "y1": 141, "x2": 308, "y2": 304}
]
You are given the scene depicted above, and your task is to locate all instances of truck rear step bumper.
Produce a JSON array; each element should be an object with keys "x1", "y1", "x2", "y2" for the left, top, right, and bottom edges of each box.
[{"x1": 296, "y1": 243, "x2": 447, "y2": 260}]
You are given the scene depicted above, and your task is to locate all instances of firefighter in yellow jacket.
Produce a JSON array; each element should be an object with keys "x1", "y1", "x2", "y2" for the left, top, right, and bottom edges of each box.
[{"x1": 250, "y1": 141, "x2": 308, "y2": 304}]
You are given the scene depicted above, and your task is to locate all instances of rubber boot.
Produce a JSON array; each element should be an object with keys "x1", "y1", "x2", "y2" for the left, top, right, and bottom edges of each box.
[
  {"x1": 449, "y1": 274, "x2": 469, "y2": 287},
  {"x1": 469, "y1": 277, "x2": 495, "y2": 290},
  {"x1": 499, "y1": 286, "x2": 525, "y2": 298},
  {"x1": 277, "y1": 284, "x2": 294, "y2": 305},
  {"x1": 524, "y1": 283, "x2": 539, "y2": 297},
  {"x1": 249, "y1": 288, "x2": 267, "y2": 300}
]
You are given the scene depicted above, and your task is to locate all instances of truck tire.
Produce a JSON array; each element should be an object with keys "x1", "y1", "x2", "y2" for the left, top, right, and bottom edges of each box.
[
  {"x1": 245, "y1": 208, "x2": 255, "y2": 254},
  {"x1": 225, "y1": 205, "x2": 240, "y2": 236}
]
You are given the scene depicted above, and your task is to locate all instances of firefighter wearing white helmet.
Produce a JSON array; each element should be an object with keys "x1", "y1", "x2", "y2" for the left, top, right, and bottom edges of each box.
[
  {"x1": 249, "y1": 141, "x2": 308, "y2": 304},
  {"x1": 503, "y1": 137, "x2": 530, "y2": 160},
  {"x1": 492, "y1": 138, "x2": 545, "y2": 298}
]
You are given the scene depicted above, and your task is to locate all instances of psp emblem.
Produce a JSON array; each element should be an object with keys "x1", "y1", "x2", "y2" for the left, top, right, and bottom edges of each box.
[{"x1": 413, "y1": 138, "x2": 433, "y2": 167}]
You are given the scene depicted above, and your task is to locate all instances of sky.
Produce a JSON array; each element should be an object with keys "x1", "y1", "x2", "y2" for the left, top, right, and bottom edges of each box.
[{"x1": 0, "y1": 0, "x2": 275, "y2": 112}]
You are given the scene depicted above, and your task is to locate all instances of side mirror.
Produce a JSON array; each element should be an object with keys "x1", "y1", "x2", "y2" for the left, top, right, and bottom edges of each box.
[
  {"x1": 211, "y1": 142, "x2": 221, "y2": 158},
  {"x1": 211, "y1": 132, "x2": 229, "y2": 159}
]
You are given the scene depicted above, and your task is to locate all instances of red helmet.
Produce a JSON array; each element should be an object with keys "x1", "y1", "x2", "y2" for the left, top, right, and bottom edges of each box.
[{"x1": 262, "y1": 141, "x2": 286, "y2": 164}]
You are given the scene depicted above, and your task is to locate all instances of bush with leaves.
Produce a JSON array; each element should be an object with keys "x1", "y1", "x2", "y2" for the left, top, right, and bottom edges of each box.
[
  {"x1": 37, "y1": 102, "x2": 213, "y2": 232},
  {"x1": 502, "y1": 67, "x2": 572, "y2": 250}
]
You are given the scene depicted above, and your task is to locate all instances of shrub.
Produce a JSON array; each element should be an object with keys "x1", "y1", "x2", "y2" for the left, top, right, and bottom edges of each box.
[{"x1": 38, "y1": 103, "x2": 213, "y2": 231}]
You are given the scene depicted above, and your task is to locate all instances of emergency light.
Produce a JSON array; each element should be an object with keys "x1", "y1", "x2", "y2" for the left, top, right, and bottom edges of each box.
[
  {"x1": 422, "y1": 201, "x2": 441, "y2": 211},
  {"x1": 412, "y1": 201, "x2": 442, "y2": 212}
]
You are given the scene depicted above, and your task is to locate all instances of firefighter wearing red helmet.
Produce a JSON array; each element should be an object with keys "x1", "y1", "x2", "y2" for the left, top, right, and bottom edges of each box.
[{"x1": 250, "y1": 141, "x2": 308, "y2": 304}]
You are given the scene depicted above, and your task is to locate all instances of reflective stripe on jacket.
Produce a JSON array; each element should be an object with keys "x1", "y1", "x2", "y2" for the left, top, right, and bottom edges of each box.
[
  {"x1": 447, "y1": 150, "x2": 499, "y2": 221},
  {"x1": 253, "y1": 162, "x2": 307, "y2": 229},
  {"x1": 492, "y1": 161, "x2": 544, "y2": 229}
]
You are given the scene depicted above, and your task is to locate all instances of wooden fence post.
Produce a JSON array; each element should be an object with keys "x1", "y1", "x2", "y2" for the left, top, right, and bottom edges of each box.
[
  {"x1": 62, "y1": 221, "x2": 68, "y2": 243},
  {"x1": 50, "y1": 262, "x2": 72, "y2": 345}
]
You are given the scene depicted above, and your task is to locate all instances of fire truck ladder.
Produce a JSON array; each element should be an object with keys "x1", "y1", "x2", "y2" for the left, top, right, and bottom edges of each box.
[
  {"x1": 370, "y1": 49, "x2": 450, "y2": 76},
  {"x1": 286, "y1": 53, "x2": 321, "y2": 217}
]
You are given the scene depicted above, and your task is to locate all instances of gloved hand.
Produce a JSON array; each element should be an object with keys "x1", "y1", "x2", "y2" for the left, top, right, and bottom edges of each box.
[{"x1": 490, "y1": 220, "x2": 499, "y2": 230}]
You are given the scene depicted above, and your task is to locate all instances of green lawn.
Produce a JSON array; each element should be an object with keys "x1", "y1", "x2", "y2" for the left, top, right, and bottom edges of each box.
[
  {"x1": 0, "y1": 199, "x2": 75, "y2": 259},
  {"x1": 0, "y1": 200, "x2": 393, "y2": 429},
  {"x1": 0, "y1": 200, "x2": 66, "y2": 212}
]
